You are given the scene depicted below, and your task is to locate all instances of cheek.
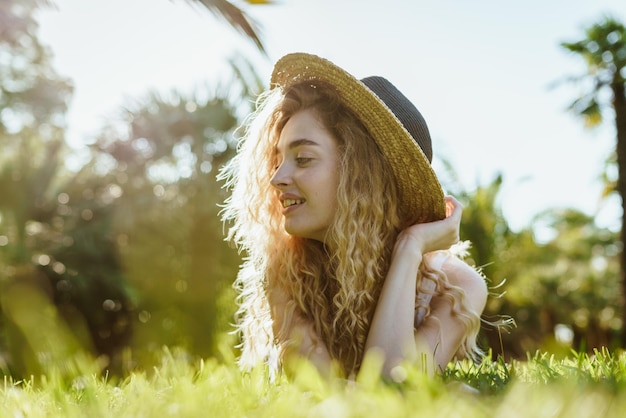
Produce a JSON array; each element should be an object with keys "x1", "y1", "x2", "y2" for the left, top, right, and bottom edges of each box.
[
  {"x1": 306, "y1": 172, "x2": 338, "y2": 207},
  {"x1": 326, "y1": 171, "x2": 340, "y2": 207}
]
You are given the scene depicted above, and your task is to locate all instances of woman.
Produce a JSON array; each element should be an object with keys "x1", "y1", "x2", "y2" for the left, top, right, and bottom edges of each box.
[{"x1": 220, "y1": 53, "x2": 488, "y2": 379}]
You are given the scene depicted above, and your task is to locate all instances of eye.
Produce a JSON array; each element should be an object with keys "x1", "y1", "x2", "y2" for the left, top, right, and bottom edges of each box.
[{"x1": 295, "y1": 157, "x2": 312, "y2": 166}]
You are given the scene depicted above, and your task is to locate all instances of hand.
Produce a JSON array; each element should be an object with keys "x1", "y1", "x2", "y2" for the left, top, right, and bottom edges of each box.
[{"x1": 395, "y1": 196, "x2": 462, "y2": 255}]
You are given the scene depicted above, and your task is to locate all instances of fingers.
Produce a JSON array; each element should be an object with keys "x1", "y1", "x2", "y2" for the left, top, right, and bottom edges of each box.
[
  {"x1": 395, "y1": 196, "x2": 463, "y2": 254},
  {"x1": 443, "y1": 196, "x2": 462, "y2": 246},
  {"x1": 444, "y1": 195, "x2": 463, "y2": 219}
]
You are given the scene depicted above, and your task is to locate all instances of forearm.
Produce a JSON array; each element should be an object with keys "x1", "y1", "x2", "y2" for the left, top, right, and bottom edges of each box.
[{"x1": 364, "y1": 237, "x2": 423, "y2": 375}]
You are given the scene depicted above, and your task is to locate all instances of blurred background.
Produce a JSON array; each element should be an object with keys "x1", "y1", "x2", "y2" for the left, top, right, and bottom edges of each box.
[{"x1": 1, "y1": 0, "x2": 625, "y2": 378}]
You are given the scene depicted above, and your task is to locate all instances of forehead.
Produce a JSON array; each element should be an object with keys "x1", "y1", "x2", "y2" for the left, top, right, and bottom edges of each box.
[{"x1": 275, "y1": 108, "x2": 336, "y2": 152}]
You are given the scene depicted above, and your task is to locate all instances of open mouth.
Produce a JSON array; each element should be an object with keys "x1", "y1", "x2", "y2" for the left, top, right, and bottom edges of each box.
[{"x1": 283, "y1": 198, "x2": 305, "y2": 208}]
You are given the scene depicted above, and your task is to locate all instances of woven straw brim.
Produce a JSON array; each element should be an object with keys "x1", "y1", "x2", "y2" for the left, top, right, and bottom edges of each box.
[{"x1": 271, "y1": 53, "x2": 446, "y2": 225}]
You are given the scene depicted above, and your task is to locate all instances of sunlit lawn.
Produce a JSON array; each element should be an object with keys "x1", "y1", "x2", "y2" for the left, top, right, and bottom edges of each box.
[{"x1": 1, "y1": 347, "x2": 625, "y2": 417}]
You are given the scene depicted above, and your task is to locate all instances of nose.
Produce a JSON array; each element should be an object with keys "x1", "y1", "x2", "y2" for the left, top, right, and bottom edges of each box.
[{"x1": 270, "y1": 162, "x2": 292, "y2": 188}]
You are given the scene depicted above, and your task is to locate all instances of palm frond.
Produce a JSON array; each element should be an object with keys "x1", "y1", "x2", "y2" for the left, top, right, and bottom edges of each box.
[
  {"x1": 567, "y1": 95, "x2": 603, "y2": 127},
  {"x1": 181, "y1": 0, "x2": 266, "y2": 55}
]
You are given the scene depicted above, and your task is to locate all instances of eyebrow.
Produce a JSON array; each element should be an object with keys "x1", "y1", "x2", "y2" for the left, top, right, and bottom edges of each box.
[{"x1": 274, "y1": 138, "x2": 319, "y2": 155}]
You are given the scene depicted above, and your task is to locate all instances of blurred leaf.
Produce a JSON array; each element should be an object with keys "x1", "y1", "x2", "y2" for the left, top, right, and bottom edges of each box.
[
  {"x1": 180, "y1": 0, "x2": 267, "y2": 54},
  {"x1": 559, "y1": 15, "x2": 626, "y2": 124}
]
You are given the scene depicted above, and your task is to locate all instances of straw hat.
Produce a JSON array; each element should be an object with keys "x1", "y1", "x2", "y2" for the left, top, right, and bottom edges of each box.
[{"x1": 271, "y1": 52, "x2": 446, "y2": 225}]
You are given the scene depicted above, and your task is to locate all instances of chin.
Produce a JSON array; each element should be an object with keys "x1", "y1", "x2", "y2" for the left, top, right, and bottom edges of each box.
[{"x1": 284, "y1": 227, "x2": 323, "y2": 242}]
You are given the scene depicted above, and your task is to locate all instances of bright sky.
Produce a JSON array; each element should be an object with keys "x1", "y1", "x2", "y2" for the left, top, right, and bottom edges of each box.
[{"x1": 37, "y1": 0, "x2": 626, "y2": 233}]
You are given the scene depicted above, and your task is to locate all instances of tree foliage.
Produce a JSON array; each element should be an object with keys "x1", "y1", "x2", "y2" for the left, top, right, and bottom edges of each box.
[
  {"x1": 561, "y1": 16, "x2": 626, "y2": 127},
  {"x1": 442, "y1": 166, "x2": 622, "y2": 358},
  {"x1": 0, "y1": 0, "x2": 88, "y2": 377},
  {"x1": 88, "y1": 70, "x2": 261, "y2": 366},
  {"x1": 0, "y1": 0, "x2": 264, "y2": 377},
  {"x1": 560, "y1": 15, "x2": 626, "y2": 345},
  {"x1": 0, "y1": 0, "x2": 73, "y2": 262}
]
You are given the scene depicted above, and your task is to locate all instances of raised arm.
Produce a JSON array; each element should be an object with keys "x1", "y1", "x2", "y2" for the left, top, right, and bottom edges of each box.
[{"x1": 364, "y1": 196, "x2": 467, "y2": 376}]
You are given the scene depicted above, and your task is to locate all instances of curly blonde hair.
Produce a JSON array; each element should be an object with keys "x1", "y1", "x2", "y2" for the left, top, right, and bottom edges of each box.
[{"x1": 220, "y1": 82, "x2": 482, "y2": 376}]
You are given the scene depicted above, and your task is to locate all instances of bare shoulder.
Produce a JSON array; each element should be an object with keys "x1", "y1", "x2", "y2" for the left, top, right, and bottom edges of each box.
[
  {"x1": 424, "y1": 250, "x2": 481, "y2": 278},
  {"x1": 440, "y1": 253, "x2": 488, "y2": 309},
  {"x1": 266, "y1": 286, "x2": 333, "y2": 375},
  {"x1": 441, "y1": 254, "x2": 481, "y2": 277}
]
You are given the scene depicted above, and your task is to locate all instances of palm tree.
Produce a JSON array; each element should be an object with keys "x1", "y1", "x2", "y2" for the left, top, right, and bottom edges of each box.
[{"x1": 561, "y1": 15, "x2": 626, "y2": 344}]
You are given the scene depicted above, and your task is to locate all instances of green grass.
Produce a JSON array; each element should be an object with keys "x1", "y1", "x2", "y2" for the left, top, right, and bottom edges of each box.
[{"x1": 1, "y1": 347, "x2": 626, "y2": 417}]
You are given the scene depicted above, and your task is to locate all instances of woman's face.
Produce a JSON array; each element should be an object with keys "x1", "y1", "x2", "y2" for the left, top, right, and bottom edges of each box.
[{"x1": 271, "y1": 108, "x2": 340, "y2": 242}]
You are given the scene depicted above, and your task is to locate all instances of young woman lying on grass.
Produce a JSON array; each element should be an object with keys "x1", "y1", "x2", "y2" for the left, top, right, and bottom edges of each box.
[{"x1": 220, "y1": 52, "x2": 488, "y2": 379}]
